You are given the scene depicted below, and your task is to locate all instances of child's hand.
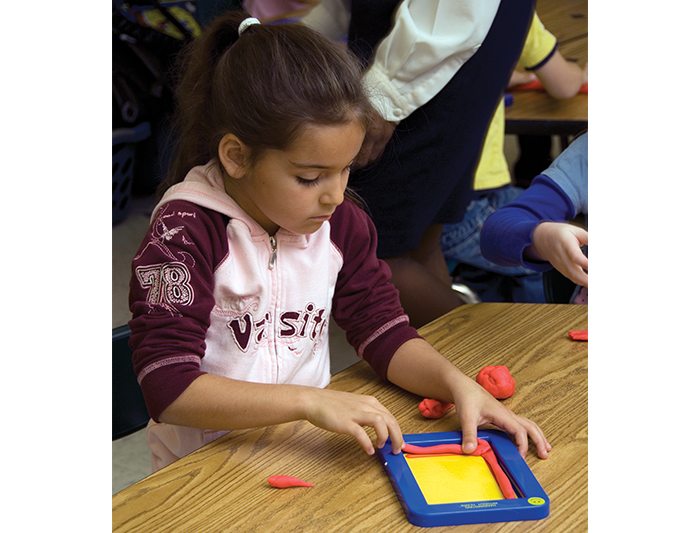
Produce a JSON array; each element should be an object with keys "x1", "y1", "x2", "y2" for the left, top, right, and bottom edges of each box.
[
  {"x1": 528, "y1": 222, "x2": 588, "y2": 287},
  {"x1": 303, "y1": 389, "x2": 404, "y2": 455},
  {"x1": 354, "y1": 107, "x2": 397, "y2": 168},
  {"x1": 508, "y1": 69, "x2": 536, "y2": 88},
  {"x1": 452, "y1": 379, "x2": 551, "y2": 459}
]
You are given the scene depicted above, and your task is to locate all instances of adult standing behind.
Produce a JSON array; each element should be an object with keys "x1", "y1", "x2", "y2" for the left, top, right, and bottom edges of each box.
[{"x1": 305, "y1": 0, "x2": 536, "y2": 327}]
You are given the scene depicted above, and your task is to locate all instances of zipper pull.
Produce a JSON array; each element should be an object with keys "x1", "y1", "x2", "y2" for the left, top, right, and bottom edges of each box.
[{"x1": 268, "y1": 235, "x2": 277, "y2": 269}]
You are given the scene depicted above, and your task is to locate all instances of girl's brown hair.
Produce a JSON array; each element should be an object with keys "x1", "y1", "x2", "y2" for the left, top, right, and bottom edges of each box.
[{"x1": 158, "y1": 11, "x2": 373, "y2": 199}]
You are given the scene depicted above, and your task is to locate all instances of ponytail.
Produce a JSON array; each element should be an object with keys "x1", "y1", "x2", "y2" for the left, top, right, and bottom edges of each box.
[
  {"x1": 158, "y1": 12, "x2": 252, "y2": 198},
  {"x1": 158, "y1": 10, "x2": 373, "y2": 200}
]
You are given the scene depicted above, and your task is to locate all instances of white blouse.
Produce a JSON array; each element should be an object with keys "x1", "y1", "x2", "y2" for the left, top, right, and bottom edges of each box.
[{"x1": 303, "y1": 0, "x2": 501, "y2": 121}]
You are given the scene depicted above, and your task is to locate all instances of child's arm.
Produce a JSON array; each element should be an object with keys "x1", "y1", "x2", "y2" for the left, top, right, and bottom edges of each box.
[
  {"x1": 159, "y1": 374, "x2": 406, "y2": 455},
  {"x1": 514, "y1": 11, "x2": 587, "y2": 100},
  {"x1": 534, "y1": 51, "x2": 587, "y2": 99},
  {"x1": 526, "y1": 222, "x2": 588, "y2": 287},
  {"x1": 386, "y1": 338, "x2": 552, "y2": 459}
]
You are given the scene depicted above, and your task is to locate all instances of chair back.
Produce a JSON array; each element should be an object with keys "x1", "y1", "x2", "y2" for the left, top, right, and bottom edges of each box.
[
  {"x1": 542, "y1": 269, "x2": 576, "y2": 304},
  {"x1": 113, "y1": 325, "x2": 150, "y2": 440}
]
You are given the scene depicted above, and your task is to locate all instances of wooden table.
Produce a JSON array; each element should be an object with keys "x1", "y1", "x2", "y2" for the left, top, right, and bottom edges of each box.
[
  {"x1": 505, "y1": 0, "x2": 588, "y2": 136},
  {"x1": 112, "y1": 303, "x2": 588, "y2": 532}
]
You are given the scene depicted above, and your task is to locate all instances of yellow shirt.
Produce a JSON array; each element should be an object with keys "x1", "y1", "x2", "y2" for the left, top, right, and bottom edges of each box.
[{"x1": 474, "y1": 13, "x2": 556, "y2": 190}]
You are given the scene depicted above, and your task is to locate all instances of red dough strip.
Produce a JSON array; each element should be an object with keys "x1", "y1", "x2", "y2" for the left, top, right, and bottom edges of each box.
[
  {"x1": 512, "y1": 79, "x2": 588, "y2": 93},
  {"x1": 267, "y1": 475, "x2": 313, "y2": 488},
  {"x1": 510, "y1": 79, "x2": 544, "y2": 91},
  {"x1": 475, "y1": 447, "x2": 516, "y2": 499},
  {"x1": 568, "y1": 330, "x2": 588, "y2": 341},
  {"x1": 402, "y1": 438, "x2": 516, "y2": 499},
  {"x1": 402, "y1": 442, "x2": 464, "y2": 455}
]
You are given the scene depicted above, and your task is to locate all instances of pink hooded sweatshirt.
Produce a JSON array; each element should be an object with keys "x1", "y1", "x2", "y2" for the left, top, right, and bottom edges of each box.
[{"x1": 128, "y1": 162, "x2": 420, "y2": 470}]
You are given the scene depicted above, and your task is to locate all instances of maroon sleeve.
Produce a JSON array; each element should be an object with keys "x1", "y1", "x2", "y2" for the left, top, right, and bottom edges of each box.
[
  {"x1": 330, "y1": 200, "x2": 422, "y2": 381},
  {"x1": 128, "y1": 200, "x2": 229, "y2": 421}
]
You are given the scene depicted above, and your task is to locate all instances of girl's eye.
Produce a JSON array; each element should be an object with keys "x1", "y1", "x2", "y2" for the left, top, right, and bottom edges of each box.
[{"x1": 296, "y1": 176, "x2": 321, "y2": 187}]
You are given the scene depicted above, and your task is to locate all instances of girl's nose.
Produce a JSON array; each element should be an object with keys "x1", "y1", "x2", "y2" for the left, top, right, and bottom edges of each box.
[{"x1": 320, "y1": 173, "x2": 347, "y2": 206}]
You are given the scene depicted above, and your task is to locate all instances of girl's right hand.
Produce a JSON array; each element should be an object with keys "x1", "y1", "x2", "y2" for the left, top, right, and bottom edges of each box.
[{"x1": 303, "y1": 389, "x2": 404, "y2": 455}]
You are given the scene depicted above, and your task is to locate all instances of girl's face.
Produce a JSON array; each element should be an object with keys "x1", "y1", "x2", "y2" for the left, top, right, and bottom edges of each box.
[{"x1": 229, "y1": 121, "x2": 366, "y2": 235}]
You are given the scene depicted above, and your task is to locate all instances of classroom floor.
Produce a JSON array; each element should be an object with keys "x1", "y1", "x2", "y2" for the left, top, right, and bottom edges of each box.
[{"x1": 111, "y1": 135, "x2": 556, "y2": 495}]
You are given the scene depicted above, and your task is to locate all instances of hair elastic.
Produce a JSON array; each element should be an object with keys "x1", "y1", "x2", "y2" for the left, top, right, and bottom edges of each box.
[{"x1": 238, "y1": 17, "x2": 260, "y2": 36}]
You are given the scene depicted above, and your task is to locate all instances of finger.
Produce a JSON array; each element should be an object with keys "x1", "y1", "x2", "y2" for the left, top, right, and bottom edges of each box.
[
  {"x1": 346, "y1": 424, "x2": 376, "y2": 455},
  {"x1": 365, "y1": 398, "x2": 404, "y2": 454},
  {"x1": 358, "y1": 142, "x2": 382, "y2": 167},
  {"x1": 367, "y1": 145, "x2": 383, "y2": 165},
  {"x1": 511, "y1": 426, "x2": 529, "y2": 457},
  {"x1": 489, "y1": 414, "x2": 530, "y2": 457},
  {"x1": 576, "y1": 253, "x2": 588, "y2": 272},
  {"x1": 576, "y1": 270, "x2": 589, "y2": 287},
  {"x1": 566, "y1": 266, "x2": 588, "y2": 287},
  {"x1": 538, "y1": 436, "x2": 553, "y2": 458},
  {"x1": 523, "y1": 419, "x2": 551, "y2": 459},
  {"x1": 371, "y1": 413, "x2": 390, "y2": 451},
  {"x1": 363, "y1": 138, "x2": 388, "y2": 167},
  {"x1": 566, "y1": 254, "x2": 588, "y2": 285},
  {"x1": 354, "y1": 146, "x2": 370, "y2": 168},
  {"x1": 513, "y1": 418, "x2": 549, "y2": 459},
  {"x1": 386, "y1": 416, "x2": 405, "y2": 454},
  {"x1": 520, "y1": 418, "x2": 550, "y2": 458},
  {"x1": 360, "y1": 406, "x2": 403, "y2": 454},
  {"x1": 457, "y1": 410, "x2": 480, "y2": 454},
  {"x1": 559, "y1": 250, "x2": 588, "y2": 286},
  {"x1": 575, "y1": 228, "x2": 588, "y2": 246}
]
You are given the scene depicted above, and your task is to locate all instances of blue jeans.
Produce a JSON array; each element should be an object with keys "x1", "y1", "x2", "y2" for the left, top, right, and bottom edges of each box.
[{"x1": 441, "y1": 187, "x2": 546, "y2": 303}]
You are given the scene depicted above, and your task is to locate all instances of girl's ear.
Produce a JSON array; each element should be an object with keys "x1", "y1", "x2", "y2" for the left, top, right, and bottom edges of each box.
[{"x1": 218, "y1": 133, "x2": 249, "y2": 178}]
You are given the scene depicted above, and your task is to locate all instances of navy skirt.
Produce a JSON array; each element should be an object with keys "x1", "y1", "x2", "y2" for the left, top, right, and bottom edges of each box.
[{"x1": 348, "y1": 0, "x2": 535, "y2": 257}]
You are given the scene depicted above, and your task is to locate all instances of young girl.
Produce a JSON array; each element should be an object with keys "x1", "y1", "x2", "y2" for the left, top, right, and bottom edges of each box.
[{"x1": 129, "y1": 11, "x2": 551, "y2": 472}]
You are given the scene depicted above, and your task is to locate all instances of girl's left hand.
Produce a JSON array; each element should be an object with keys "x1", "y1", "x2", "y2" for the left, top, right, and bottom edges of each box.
[{"x1": 387, "y1": 339, "x2": 551, "y2": 460}]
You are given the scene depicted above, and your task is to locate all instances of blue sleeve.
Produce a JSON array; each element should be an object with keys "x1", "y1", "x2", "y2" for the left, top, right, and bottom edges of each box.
[
  {"x1": 541, "y1": 133, "x2": 588, "y2": 216},
  {"x1": 480, "y1": 175, "x2": 576, "y2": 271}
]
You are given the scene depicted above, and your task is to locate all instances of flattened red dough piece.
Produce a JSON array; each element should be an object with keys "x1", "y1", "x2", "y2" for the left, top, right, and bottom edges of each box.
[
  {"x1": 267, "y1": 475, "x2": 314, "y2": 488},
  {"x1": 476, "y1": 366, "x2": 515, "y2": 399},
  {"x1": 568, "y1": 330, "x2": 588, "y2": 341}
]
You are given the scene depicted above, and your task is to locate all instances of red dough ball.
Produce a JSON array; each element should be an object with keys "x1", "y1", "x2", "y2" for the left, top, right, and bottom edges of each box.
[
  {"x1": 419, "y1": 398, "x2": 454, "y2": 419},
  {"x1": 476, "y1": 365, "x2": 515, "y2": 399}
]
